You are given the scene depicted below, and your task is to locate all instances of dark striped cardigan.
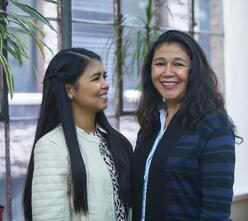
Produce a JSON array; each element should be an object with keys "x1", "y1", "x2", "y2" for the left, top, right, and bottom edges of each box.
[{"x1": 131, "y1": 110, "x2": 235, "y2": 221}]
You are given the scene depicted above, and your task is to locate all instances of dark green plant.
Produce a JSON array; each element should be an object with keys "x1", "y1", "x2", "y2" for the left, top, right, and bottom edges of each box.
[
  {"x1": 0, "y1": 0, "x2": 59, "y2": 97},
  {"x1": 0, "y1": 2, "x2": 59, "y2": 220}
]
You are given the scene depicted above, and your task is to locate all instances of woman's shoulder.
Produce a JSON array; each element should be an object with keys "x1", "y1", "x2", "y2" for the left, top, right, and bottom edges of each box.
[
  {"x1": 200, "y1": 110, "x2": 233, "y2": 129},
  {"x1": 35, "y1": 125, "x2": 66, "y2": 151},
  {"x1": 196, "y1": 110, "x2": 234, "y2": 139}
]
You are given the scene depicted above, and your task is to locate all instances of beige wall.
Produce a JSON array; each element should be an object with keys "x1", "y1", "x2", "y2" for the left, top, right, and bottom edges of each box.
[{"x1": 231, "y1": 195, "x2": 248, "y2": 221}]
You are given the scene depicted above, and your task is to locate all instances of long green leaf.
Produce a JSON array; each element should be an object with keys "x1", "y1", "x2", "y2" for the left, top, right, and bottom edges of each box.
[
  {"x1": 0, "y1": 54, "x2": 14, "y2": 97},
  {"x1": 0, "y1": 0, "x2": 57, "y2": 96},
  {"x1": 0, "y1": 21, "x2": 8, "y2": 38},
  {"x1": 7, "y1": 31, "x2": 28, "y2": 52},
  {"x1": 44, "y1": 0, "x2": 61, "y2": 4},
  {"x1": 10, "y1": 0, "x2": 56, "y2": 32},
  {"x1": 5, "y1": 45, "x2": 23, "y2": 64},
  {"x1": 0, "y1": 32, "x2": 3, "y2": 52},
  {"x1": 3, "y1": 10, "x2": 46, "y2": 37},
  {"x1": 10, "y1": 18, "x2": 45, "y2": 38},
  {"x1": 17, "y1": 28, "x2": 54, "y2": 56},
  {"x1": 5, "y1": 12, "x2": 52, "y2": 57},
  {"x1": 145, "y1": 0, "x2": 153, "y2": 25},
  {"x1": 5, "y1": 36, "x2": 29, "y2": 64}
]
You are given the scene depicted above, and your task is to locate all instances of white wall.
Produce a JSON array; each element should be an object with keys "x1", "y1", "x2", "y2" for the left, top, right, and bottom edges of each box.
[{"x1": 223, "y1": 0, "x2": 248, "y2": 198}]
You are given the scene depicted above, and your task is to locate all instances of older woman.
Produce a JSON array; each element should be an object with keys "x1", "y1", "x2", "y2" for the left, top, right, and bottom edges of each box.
[{"x1": 132, "y1": 30, "x2": 237, "y2": 221}]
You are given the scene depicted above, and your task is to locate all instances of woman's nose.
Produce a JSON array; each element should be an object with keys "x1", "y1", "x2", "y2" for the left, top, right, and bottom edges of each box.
[
  {"x1": 163, "y1": 64, "x2": 174, "y2": 77},
  {"x1": 101, "y1": 78, "x2": 109, "y2": 89}
]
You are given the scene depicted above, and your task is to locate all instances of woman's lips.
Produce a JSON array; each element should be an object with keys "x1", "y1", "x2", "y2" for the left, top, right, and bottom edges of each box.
[
  {"x1": 162, "y1": 82, "x2": 178, "y2": 89},
  {"x1": 99, "y1": 92, "x2": 108, "y2": 100}
]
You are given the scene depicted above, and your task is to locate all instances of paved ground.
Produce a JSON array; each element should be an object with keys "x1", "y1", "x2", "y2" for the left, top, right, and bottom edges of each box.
[{"x1": 0, "y1": 116, "x2": 139, "y2": 221}]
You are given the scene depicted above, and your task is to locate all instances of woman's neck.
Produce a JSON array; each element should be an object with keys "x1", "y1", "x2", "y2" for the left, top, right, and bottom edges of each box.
[
  {"x1": 164, "y1": 102, "x2": 181, "y2": 128},
  {"x1": 73, "y1": 108, "x2": 96, "y2": 133}
]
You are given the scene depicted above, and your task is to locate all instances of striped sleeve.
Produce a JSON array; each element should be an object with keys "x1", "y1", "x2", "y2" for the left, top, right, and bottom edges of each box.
[{"x1": 200, "y1": 127, "x2": 235, "y2": 221}]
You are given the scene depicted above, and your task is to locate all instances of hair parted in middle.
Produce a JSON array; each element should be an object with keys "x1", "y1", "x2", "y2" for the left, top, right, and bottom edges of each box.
[
  {"x1": 23, "y1": 48, "x2": 132, "y2": 220},
  {"x1": 137, "y1": 30, "x2": 226, "y2": 136}
]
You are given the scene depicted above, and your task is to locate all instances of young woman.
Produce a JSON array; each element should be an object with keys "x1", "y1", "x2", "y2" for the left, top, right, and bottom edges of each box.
[
  {"x1": 23, "y1": 48, "x2": 132, "y2": 221},
  {"x1": 132, "y1": 30, "x2": 237, "y2": 221}
]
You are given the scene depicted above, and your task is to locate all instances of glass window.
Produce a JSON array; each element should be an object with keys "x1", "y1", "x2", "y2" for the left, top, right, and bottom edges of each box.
[
  {"x1": 120, "y1": 0, "x2": 224, "y2": 112},
  {"x1": 71, "y1": 0, "x2": 115, "y2": 115},
  {"x1": 5, "y1": 0, "x2": 60, "y2": 120}
]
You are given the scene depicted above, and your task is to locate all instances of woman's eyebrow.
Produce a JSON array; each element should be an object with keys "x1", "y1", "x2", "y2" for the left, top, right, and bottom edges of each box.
[
  {"x1": 89, "y1": 72, "x2": 101, "y2": 79},
  {"x1": 153, "y1": 57, "x2": 188, "y2": 62},
  {"x1": 173, "y1": 57, "x2": 188, "y2": 62},
  {"x1": 89, "y1": 71, "x2": 107, "y2": 79},
  {"x1": 152, "y1": 57, "x2": 165, "y2": 62}
]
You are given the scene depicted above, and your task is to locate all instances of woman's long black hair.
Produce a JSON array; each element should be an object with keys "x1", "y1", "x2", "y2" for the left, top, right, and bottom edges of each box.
[
  {"x1": 23, "y1": 48, "x2": 132, "y2": 220},
  {"x1": 137, "y1": 30, "x2": 235, "y2": 136}
]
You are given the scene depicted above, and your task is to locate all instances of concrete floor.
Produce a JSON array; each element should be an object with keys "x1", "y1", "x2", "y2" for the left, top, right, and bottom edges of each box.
[{"x1": 0, "y1": 120, "x2": 36, "y2": 221}]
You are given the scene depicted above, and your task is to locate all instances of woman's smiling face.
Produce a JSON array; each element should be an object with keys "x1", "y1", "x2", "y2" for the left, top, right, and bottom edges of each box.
[
  {"x1": 67, "y1": 59, "x2": 109, "y2": 115},
  {"x1": 151, "y1": 42, "x2": 191, "y2": 106}
]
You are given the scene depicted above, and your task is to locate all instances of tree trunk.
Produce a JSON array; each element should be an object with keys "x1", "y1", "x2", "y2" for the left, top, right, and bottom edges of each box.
[
  {"x1": 0, "y1": 0, "x2": 13, "y2": 220},
  {"x1": 0, "y1": 50, "x2": 12, "y2": 221},
  {"x1": 113, "y1": 0, "x2": 123, "y2": 129},
  {"x1": 2, "y1": 72, "x2": 11, "y2": 221}
]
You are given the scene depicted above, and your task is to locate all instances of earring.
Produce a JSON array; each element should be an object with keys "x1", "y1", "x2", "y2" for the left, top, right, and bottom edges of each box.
[
  {"x1": 162, "y1": 97, "x2": 166, "y2": 104},
  {"x1": 68, "y1": 95, "x2": 73, "y2": 100}
]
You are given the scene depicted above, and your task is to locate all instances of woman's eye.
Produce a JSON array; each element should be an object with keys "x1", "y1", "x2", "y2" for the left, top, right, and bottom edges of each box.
[
  {"x1": 174, "y1": 63, "x2": 184, "y2": 67},
  {"x1": 155, "y1": 62, "x2": 164, "y2": 66},
  {"x1": 92, "y1": 77, "x2": 100, "y2": 81}
]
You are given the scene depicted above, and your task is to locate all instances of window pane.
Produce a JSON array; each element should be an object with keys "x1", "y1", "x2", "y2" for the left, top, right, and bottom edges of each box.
[
  {"x1": 72, "y1": 22, "x2": 115, "y2": 115},
  {"x1": 122, "y1": 26, "x2": 144, "y2": 111},
  {"x1": 71, "y1": 0, "x2": 115, "y2": 115},
  {"x1": 8, "y1": 34, "x2": 37, "y2": 92},
  {"x1": 39, "y1": 1, "x2": 58, "y2": 19},
  {"x1": 72, "y1": 0, "x2": 113, "y2": 21},
  {"x1": 195, "y1": 0, "x2": 223, "y2": 33},
  {"x1": 195, "y1": 33, "x2": 224, "y2": 92},
  {"x1": 122, "y1": 0, "x2": 152, "y2": 26},
  {"x1": 6, "y1": 0, "x2": 60, "y2": 121},
  {"x1": 165, "y1": 0, "x2": 191, "y2": 31},
  {"x1": 6, "y1": 0, "x2": 59, "y2": 93}
]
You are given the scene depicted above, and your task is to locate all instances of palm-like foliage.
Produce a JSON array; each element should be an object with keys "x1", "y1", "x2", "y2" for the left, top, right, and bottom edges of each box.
[
  {"x1": 0, "y1": 0, "x2": 59, "y2": 97},
  {"x1": 123, "y1": 0, "x2": 167, "y2": 77}
]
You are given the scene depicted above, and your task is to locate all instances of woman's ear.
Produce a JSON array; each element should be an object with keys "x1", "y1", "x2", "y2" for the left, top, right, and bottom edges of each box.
[{"x1": 65, "y1": 83, "x2": 74, "y2": 100}]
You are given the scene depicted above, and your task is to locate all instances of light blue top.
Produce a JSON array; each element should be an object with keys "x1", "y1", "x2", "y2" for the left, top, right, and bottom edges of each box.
[{"x1": 141, "y1": 109, "x2": 167, "y2": 221}]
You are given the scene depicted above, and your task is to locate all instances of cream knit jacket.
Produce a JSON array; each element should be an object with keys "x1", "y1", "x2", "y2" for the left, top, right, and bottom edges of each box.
[{"x1": 32, "y1": 125, "x2": 116, "y2": 221}]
